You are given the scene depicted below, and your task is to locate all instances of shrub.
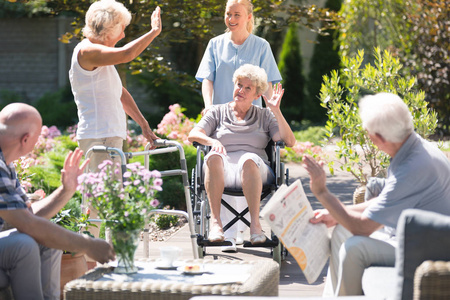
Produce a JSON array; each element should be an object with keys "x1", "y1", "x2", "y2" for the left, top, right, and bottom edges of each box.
[
  {"x1": 154, "y1": 207, "x2": 179, "y2": 230},
  {"x1": 278, "y1": 22, "x2": 306, "y2": 124},
  {"x1": 320, "y1": 48, "x2": 438, "y2": 184}
]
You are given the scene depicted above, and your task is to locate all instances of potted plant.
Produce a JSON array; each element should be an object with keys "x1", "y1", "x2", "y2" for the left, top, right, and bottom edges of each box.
[
  {"x1": 77, "y1": 160, "x2": 162, "y2": 274},
  {"x1": 51, "y1": 201, "x2": 96, "y2": 299},
  {"x1": 320, "y1": 48, "x2": 438, "y2": 203}
]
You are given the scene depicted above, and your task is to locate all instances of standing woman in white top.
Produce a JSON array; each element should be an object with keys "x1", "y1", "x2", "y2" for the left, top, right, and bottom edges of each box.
[
  {"x1": 69, "y1": 0, "x2": 161, "y2": 171},
  {"x1": 196, "y1": 0, "x2": 282, "y2": 111}
]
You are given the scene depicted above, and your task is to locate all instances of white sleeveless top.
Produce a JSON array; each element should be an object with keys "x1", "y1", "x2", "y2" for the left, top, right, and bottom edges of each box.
[{"x1": 69, "y1": 39, "x2": 126, "y2": 140}]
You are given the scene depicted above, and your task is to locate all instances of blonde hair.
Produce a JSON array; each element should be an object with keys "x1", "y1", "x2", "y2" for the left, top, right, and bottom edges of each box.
[
  {"x1": 224, "y1": 0, "x2": 254, "y2": 33},
  {"x1": 83, "y1": 0, "x2": 132, "y2": 42},
  {"x1": 232, "y1": 64, "x2": 268, "y2": 95}
]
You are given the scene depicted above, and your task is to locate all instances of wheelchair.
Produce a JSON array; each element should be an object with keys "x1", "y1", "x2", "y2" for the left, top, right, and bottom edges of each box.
[{"x1": 190, "y1": 140, "x2": 289, "y2": 263}]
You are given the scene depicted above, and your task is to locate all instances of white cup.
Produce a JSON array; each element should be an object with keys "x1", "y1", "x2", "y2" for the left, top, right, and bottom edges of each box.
[{"x1": 159, "y1": 246, "x2": 182, "y2": 268}]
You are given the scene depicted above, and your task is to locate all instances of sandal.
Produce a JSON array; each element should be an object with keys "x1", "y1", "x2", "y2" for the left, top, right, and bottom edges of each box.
[
  {"x1": 250, "y1": 233, "x2": 267, "y2": 245},
  {"x1": 208, "y1": 225, "x2": 225, "y2": 242}
]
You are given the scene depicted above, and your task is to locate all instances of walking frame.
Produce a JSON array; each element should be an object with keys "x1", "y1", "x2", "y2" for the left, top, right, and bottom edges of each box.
[{"x1": 85, "y1": 139, "x2": 199, "y2": 259}]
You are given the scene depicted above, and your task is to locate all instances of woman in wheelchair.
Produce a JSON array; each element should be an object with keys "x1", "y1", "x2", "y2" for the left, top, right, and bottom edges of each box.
[{"x1": 188, "y1": 64, "x2": 296, "y2": 245}]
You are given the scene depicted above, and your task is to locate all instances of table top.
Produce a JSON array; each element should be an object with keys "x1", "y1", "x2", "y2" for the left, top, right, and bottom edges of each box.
[
  {"x1": 64, "y1": 259, "x2": 280, "y2": 300},
  {"x1": 97, "y1": 259, "x2": 253, "y2": 285}
]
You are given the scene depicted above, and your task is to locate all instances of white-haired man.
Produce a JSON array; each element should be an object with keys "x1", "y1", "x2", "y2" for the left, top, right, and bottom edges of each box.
[
  {"x1": 302, "y1": 92, "x2": 450, "y2": 296},
  {"x1": 0, "y1": 103, "x2": 115, "y2": 300}
]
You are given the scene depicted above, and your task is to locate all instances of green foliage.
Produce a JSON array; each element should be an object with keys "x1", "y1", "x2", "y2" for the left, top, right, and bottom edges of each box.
[
  {"x1": 338, "y1": 0, "x2": 449, "y2": 134},
  {"x1": 127, "y1": 143, "x2": 196, "y2": 210},
  {"x1": 155, "y1": 209, "x2": 179, "y2": 230},
  {"x1": 308, "y1": 0, "x2": 342, "y2": 123},
  {"x1": 79, "y1": 161, "x2": 161, "y2": 231},
  {"x1": 294, "y1": 126, "x2": 327, "y2": 146},
  {"x1": 34, "y1": 86, "x2": 78, "y2": 128},
  {"x1": 132, "y1": 72, "x2": 203, "y2": 127},
  {"x1": 403, "y1": 0, "x2": 449, "y2": 134},
  {"x1": 320, "y1": 48, "x2": 438, "y2": 184},
  {"x1": 0, "y1": 0, "x2": 52, "y2": 17},
  {"x1": 278, "y1": 22, "x2": 305, "y2": 124},
  {"x1": 338, "y1": 0, "x2": 408, "y2": 63},
  {"x1": 0, "y1": 89, "x2": 24, "y2": 105}
]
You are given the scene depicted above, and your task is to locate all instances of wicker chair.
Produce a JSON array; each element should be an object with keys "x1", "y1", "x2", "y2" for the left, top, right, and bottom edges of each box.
[{"x1": 413, "y1": 260, "x2": 450, "y2": 300}]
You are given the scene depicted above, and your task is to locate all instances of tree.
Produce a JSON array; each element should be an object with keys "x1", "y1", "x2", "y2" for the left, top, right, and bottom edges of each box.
[
  {"x1": 403, "y1": 0, "x2": 449, "y2": 134},
  {"x1": 308, "y1": 0, "x2": 342, "y2": 123},
  {"x1": 337, "y1": 0, "x2": 449, "y2": 134},
  {"x1": 278, "y1": 22, "x2": 305, "y2": 125},
  {"x1": 320, "y1": 48, "x2": 438, "y2": 184},
  {"x1": 2, "y1": 0, "x2": 341, "y2": 123}
]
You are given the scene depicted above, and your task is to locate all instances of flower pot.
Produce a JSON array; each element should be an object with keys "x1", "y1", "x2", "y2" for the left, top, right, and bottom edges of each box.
[
  {"x1": 60, "y1": 252, "x2": 88, "y2": 299},
  {"x1": 353, "y1": 185, "x2": 366, "y2": 205},
  {"x1": 111, "y1": 228, "x2": 140, "y2": 274}
]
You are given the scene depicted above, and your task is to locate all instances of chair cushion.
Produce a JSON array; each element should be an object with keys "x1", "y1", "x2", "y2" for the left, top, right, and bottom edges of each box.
[
  {"x1": 395, "y1": 209, "x2": 450, "y2": 300},
  {"x1": 362, "y1": 266, "x2": 396, "y2": 299}
]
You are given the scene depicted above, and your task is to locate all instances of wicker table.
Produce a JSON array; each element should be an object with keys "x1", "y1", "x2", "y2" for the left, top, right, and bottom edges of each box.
[{"x1": 63, "y1": 259, "x2": 279, "y2": 300}]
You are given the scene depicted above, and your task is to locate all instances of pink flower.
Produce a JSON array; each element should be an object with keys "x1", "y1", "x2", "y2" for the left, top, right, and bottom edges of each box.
[{"x1": 34, "y1": 189, "x2": 46, "y2": 199}]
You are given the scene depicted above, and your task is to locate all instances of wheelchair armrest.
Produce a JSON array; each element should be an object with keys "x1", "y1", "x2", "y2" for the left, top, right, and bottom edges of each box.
[
  {"x1": 274, "y1": 140, "x2": 286, "y2": 148},
  {"x1": 192, "y1": 141, "x2": 211, "y2": 153}
]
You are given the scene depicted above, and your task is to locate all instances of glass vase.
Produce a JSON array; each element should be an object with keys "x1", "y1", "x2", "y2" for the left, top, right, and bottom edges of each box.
[{"x1": 111, "y1": 228, "x2": 140, "y2": 274}]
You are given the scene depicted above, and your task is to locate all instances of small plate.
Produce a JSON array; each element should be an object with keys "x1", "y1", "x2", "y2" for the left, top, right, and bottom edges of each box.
[
  {"x1": 182, "y1": 270, "x2": 205, "y2": 275},
  {"x1": 156, "y1": 265, "x2": 177, "y2": 270},
  {"x1": 179, "y1": 265, "x2": 205, "y2": 275}
]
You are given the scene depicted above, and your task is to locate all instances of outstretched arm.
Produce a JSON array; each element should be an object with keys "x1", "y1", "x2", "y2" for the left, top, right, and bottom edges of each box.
[
  {"x1": 263, "y1": 83, "x2": 296, "y2": 147},
  {"x1": 121, "y1": 87, "x2": 158, "y2": 147},
  {"x1": 302, "y1": 155, "x2": 382, "y2": 236},
  {"x1": 78, "y1": 7, "x2": 162, "y2": 70},
  {"x1": 31, "y1": 148, "x2": 89, "y2": 219},
  {"x1": 0, "y1": 209, "x2": 115, "y2": 263}
]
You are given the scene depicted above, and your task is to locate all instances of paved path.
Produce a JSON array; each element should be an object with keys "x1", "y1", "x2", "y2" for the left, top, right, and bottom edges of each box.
[{"x1": 135, "y1": 162, "x2": 360, "y2": 297}]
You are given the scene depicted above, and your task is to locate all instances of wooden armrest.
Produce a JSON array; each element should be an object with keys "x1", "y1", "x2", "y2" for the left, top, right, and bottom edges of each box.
[{"x1": 414, "y1": 260, "x2": 450, "y2": 300}]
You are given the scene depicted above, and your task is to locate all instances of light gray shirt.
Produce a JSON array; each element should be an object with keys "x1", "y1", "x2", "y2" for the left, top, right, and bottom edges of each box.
[
  {"x1": 196, "y1": 104, "x2": 279, "y2": 164},
  {"x1": 363, "y1": 133, "x2": 450, "y2": 230}
]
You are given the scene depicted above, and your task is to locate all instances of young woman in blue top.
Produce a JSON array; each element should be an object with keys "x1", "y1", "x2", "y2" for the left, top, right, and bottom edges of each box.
[
  {"x1": 196, "y1": 0, "x2": 282, "y2": 111},
  {"x1": 195, "y1": 0, "x2": 282, "y2": 251}
]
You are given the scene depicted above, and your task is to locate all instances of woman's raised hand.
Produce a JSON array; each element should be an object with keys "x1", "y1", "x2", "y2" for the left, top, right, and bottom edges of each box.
[
  {"x1": 151, "y1": 6, "x2": 162, "y2": 35},
  {"x1": 263, "y1": 83, "x2": 284, "y2": 112}
]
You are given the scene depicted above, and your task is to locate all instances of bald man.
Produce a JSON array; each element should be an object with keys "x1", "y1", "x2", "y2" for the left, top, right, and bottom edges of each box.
[{"x1": 0, "y1": 103, "x2": 115, "y2": 300}]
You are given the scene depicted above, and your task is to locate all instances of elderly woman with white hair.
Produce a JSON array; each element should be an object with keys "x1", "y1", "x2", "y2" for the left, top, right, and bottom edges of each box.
[
  {"x1": 69, "y1": 0, "x2": 161, "y2": 171},
  {"x1": 69, "y1": 0, "x2": 161, "y2": 243},
  {"x1": 188, "y1": 64, "x2": 296, "y2": 246}
]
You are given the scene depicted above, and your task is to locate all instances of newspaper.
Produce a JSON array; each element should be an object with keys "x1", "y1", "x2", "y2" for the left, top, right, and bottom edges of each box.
[{"x1": 261, "y1": 179, "x2": 330, "y2": 284}]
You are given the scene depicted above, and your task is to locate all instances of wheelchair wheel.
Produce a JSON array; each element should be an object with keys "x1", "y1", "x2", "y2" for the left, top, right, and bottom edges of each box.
[{"x1": 190, "y1": 167, "x2": 202, "y2": 234}]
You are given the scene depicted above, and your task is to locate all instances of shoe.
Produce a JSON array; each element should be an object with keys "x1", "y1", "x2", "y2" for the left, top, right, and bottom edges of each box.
[
  {"x1": 250, "y1": 233, "x2": 267, "y2": 245},
  {"x1": 221, "y1": 238, "x2": 237, "y2": 253},
  {"x1": 208, "y1": 225, "x2": 225, "y2": 242},
  {"x1": 236, "y1": 231, "x2": 244, "y2": 245}
]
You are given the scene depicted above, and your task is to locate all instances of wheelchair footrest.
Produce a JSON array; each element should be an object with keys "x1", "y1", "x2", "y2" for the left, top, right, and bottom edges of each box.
[
  {"x1": 196, "y1": 235, "x2": 233, "y2": 247},
  {"x1": 243, "y1": 238, "x2": 278, "y2": 248}
]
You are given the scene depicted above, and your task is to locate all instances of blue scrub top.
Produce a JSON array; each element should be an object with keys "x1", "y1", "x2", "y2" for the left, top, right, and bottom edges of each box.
[{"x1": 196, "y1": 33, "x2": 282, "y2": 106}]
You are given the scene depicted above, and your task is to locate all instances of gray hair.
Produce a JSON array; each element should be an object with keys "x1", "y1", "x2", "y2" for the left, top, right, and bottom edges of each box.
[
  {"x1": 232, "y1": 64, "x2": 268, "y2": 95},
  {"x1": 83, "y1": 0, "x2": 131, "y2": 42},
  {"x1": 359, "y1": 93, "x2": 414, "y2": 143}
]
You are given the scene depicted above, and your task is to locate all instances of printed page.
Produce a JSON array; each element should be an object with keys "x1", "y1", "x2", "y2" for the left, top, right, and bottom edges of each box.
[{"x1": 261, "y1": 179, "x2": 330, "y2": 284}]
